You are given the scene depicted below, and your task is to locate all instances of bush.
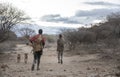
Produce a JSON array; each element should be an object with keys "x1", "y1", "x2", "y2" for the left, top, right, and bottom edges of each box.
[
  {"x1": 62, "y1": 28, "x2": 96, "y2": 50},
  {"x1": 44, "y1": 34, "x2": 56, "y2": 43},
  {"x1": 0, "y1": 41, "x2": 16, "y2": 52}
]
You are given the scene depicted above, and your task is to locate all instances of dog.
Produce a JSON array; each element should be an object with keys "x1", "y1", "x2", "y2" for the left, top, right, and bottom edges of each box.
[
  {"x1": 17, "y1": 54, "x2": 21, "y2": 63},
  {"x1": 24, "y1": 53, "x2": 28, "y2": 64}
]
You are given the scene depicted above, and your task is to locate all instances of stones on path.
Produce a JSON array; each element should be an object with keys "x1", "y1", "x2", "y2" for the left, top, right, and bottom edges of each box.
[
  {"x1": 1, "y1": 64, "x2": 9, "y2": 71},
  {"x1": 87, "y1": 67, "x2": 91, "y2": 70},
  {"x1": 64, "y1": 69, "x2": 66, "y2": 72},
  {"x1": 86, "y1": 73, "x2": 100, "y2": 77},
  {"x1": 49, "y1": 69, "x2": 53, "y2": 71}
]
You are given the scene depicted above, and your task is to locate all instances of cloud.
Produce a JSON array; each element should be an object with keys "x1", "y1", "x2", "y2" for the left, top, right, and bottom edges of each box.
[
  {"x1": 75, "y1": 8, "x2": 120, "y2": 17},
  {"x1": 41, "y1": 8, "x2": 120, "y2": 25},
  {"x1": 41, "y1": 14, "x2": 81, "y2": 24},
  {"x1": 84, "y1": 1, "x2": 120, "y2": 7},
  {"x1": 75, "y1": 8, "x2": 120, "y2": 24}
]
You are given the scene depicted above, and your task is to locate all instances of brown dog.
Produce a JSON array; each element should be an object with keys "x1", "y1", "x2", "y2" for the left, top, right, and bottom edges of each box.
[
  {"x1": 17, "y1": 54, "x2": 21, "y2": 63},
  {"x1": 24, "y1": 53, "x2": 28, "y2": 64}
]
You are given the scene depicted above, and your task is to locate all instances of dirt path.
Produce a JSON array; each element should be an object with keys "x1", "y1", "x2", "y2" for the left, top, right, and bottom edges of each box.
[{"x1": 0, "y1": 44, "x2": 117, "y2": 77}]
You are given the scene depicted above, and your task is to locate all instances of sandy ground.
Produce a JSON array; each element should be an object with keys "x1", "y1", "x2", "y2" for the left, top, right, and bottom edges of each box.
[{"x1": 0, "y1": 44, "x2": 117, "y2": 77}]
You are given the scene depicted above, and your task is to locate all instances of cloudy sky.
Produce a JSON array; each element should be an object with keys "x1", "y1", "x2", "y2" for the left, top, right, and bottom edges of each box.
[{"x1": 0, "y1": 0, "x2": 120, "y2": 30}]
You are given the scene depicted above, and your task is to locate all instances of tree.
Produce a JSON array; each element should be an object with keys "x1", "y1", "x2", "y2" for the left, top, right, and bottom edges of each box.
[
  {"x1": 106, "y1": 12, "x2": 120, "y2": 38},
  {"x1": 0, "y1": 3, "x2": 30, "y2": 42},
  {"x1": 107, "y1": 12, "x2": 120, "y2": 24},
  {"x1": 19, "y1": 27, "x2": 36, "y2": 39}
]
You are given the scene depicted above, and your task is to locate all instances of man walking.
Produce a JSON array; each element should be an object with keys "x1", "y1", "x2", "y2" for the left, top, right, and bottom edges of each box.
[
  {"x1": 29, "y1": 29, "x2": 45, "y2": 71},
  {"x1": 57, "y1": 34, "x2": 64, "y2": 64}
]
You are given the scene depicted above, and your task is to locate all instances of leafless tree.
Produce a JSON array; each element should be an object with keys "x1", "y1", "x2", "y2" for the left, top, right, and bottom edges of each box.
[
  {"x1": 19, "y1": 27, "x2": 36, "y2": 39},
  {"x1": 0, "y1": 3, "x2": 30, "y2": 42}
]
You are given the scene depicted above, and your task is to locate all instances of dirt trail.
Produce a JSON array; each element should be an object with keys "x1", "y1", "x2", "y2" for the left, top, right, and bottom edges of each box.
[{"x1": 0, "y1": 44, "x2": 117, "y2": 77}]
